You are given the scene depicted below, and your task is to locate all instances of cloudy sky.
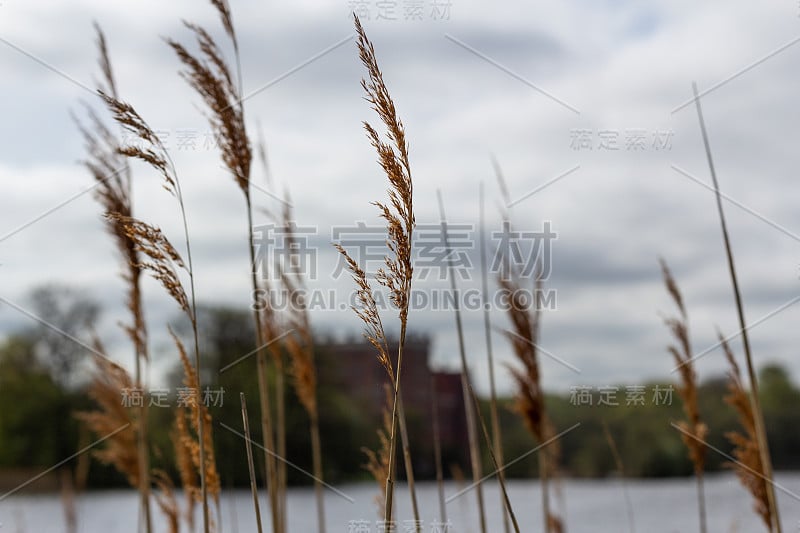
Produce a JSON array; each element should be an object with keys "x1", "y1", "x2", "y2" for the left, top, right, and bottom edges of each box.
[{"x1": 1, "y1": 0, "x2": 799, "y2": 395}]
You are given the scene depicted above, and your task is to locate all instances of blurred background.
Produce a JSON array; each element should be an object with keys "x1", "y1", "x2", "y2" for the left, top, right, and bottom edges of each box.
[{"x1": 1, "y1": 0, "x2": 799, "y2": 531}]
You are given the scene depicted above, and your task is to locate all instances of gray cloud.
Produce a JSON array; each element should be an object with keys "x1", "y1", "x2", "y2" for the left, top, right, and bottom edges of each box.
[{"x1": 1, "y1": 0, "x2": 799, "y2": 395}]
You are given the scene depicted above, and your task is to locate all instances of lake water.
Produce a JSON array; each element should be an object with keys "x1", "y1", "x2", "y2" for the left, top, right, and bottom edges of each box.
[{"x1": 1, "y1": 473, "x2": 799, "y2": 532}]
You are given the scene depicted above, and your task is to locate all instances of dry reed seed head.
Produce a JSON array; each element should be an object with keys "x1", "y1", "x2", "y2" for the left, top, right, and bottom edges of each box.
[
  {"x1": 108, "y1": 214, "x2": 190, "y2": 315},
  {"x1": 285, "y1": 331, "x2": 317, "y2": 416},
  {"x1": 659, "y1": 258, "x2": 687, "y2": 319},
  {"x1": 361, "y1": 383, "x2": 393, "y2": 515},
  {"x1": 660, "y1": 260, "x2": 708, "y2": 473},
  {"x1": 548, "y1": 514, "x2": 565, "y2": 533},
  {"x1": 173, "y1": 407, "x2": 200, "y2": 526},
  {"x1": 99, "y1": 92, "x2": 162, "y2": 151},
  {"x1": 98, "y1": 91, "x2": 180, "y2": 197},
  {"x1": 93, "y1": 23, "x2": 118, "y2": 98},
  {"x1": 508, "y1": 365, "x2": 546, "y2": 442},
  {"x1": 76, "y1": 117, "x2": 143, "y2": 292},
  {"x1": 719, "y1": 332, "x2": 771, "y2": 529},
  {"x1": 259, "y1": 305, "x2": 287, "y2": 367},
  {"x1": 497, "y1": 257, "x2": 550, "y2": 447},
  {"x1": 76, "y1": 91, "x2": 152, "y2": 360},
  {"x1": 334, "y1": 243, "x2": 395, "y2": 379},
  {"x1": 168, "y1": 22, "x2": 251, "y2": 194},
  {"x1": 117, "y1": 145, "x2": 175, "y2": 195},
  {"x1": 77, "y1": 355, "x2": 140, "y2": 488},
  {"x1": 209, "y1": 0, "x2": 236, "y2": 46},
  {"x1": 355, "y1": 18, "x2": 411, "y2": 175},
  {"x1": 151, "y1": 469, "x2": 180, "y2": 533},
  {"x1": 170, "y1": 327, "x2": 221, "y2": 503},
  {"x1": 353, "y1": 16, "x2": 415, "y2": 324}
]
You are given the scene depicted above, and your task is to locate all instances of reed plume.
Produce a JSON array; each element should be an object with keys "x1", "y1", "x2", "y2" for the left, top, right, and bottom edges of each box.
[
  {"x1": 280, "y1": 201, "x2": 326, "y2": 533},
  {"x1": 362, "y1": 384, "x2": 393, "y2": 518},
  {"x1": 171, "y1": 328, "x2": 221, "y2": 530},
  {"x1": 336, "y1": 15, "x2": 417, "y2": 526},
  {"x1": 659, "y1": 259, "x2": 707, "y2": 533},
  {"x1": 76, "y1": 341, "x2": 139, "y2": 487},
  {"x1": 101, "y1": 90, "x2": 212, "y2": 533},
  {"x1": 167, "y1": 4, "x2": 288, "y2": 529},
  {"x1": 493, "y1": 158, "x2": 560, "y2": 532},
  {"x1": 74, "y1": 23, "x2": 152, "y2": 532},
  {"x1": 719, "y1": 332, "x2": 773, "y2": 531},
  {"x1": 107, "y1": 214, "x2": 189, "y2": 313},
  {"x1": 499, "y1": 257, "x2": 561, "y2": 532},
  {"x1": 174, "y1": 403, "x2": 200, "y2": 530},
  {"x1": 152, "y1": 469, "x2": 180, "y2": 533},
  {"x1": 691, "y1": 81, "x2": 780, "y2": 531}
]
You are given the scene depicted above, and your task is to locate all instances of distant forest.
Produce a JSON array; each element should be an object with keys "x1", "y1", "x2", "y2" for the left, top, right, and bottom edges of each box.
[{"x1": 1, "y1": 286, "x2": 798, "y2": 488}]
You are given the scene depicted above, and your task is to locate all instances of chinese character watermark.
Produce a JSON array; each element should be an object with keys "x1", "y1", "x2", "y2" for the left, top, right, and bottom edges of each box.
[
  {"x1": 346, "y1": 519, "x2": 453, "y2": 532},
  {"x1": 568, "y1": 385, "x2": 674, "y2": 407},
  {"x1": 347, "y1": 0, "x2": 452, "y2": 21},
  {"x1": 569, "y1": 128, "x2": 674, "y2": 151},
  {"x1": 121, "y1": 387, "x2": 225, "y2": 408}
]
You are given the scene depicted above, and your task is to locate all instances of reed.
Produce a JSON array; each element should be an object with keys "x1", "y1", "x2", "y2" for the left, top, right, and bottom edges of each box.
[
  {"x1": 691, "y1": 81, "x2": 781, "y2": 532},
  {"x1": 73, "y1": 24, "x2": 152, "y2": 533},
  {"x1": 493, "y1": 164, "x2": 562, "y2": 533},
  {"x1": 601, "y1": 420, "x2": 635, "y2": 533},
  {"x1": 152, "y1": 469, "x2": 180, "y2": 533},
  {"x1": 171, "y1": 327, "x2": 221, "y2": 531},
  {"x1": 281, "y1": 200, "x2": 326, "y2": 533},
  {"x1": 336, "y1": 15, "x2": 417, "y2": 527},
  {"x1": 437, "y1": 190, "x2": 520, "y2": 533},
  {"x1": 429, "y1": 375, "x2": 447, "y2": 526},
  {"x1": 719, "y1": 332, "x2": 774, "y2": 531},
  {"x1": 166, "y1": 3, "x2": 286, "y2": 529},
  {"x1": 436, "y1": 192, "x2": 486, "y2": 533},
  {"x1": 240, "y1": 393, "x2": 264, "y2": 533},
  {"x1": 363, "y1": 384, "x2": 394, "y2": 519},
  {"x1": 101, "y1": 89, "x2": 212, "y2": 532},
  {"x1": 479, "y1": 180, "x2": 510, "y2": 533},
  {"x1": 659, "y1": 259, "x2": 708, "y2": 533},
  {"x1": 77, "y1": 340, "x2": 139, "y2": 489}
]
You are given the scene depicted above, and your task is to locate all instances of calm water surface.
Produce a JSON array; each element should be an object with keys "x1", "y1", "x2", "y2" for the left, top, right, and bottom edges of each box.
[{"x1": 1, "y1": 473, "x2": 798, "y2": 532}]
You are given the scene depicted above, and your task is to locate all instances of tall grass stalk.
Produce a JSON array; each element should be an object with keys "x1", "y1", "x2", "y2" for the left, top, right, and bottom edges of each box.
[
  {"x1": 493, "y1": 158, "x2": 561, "y2": 533},
  {"x1": 282, "y1": 203, "x2": 326, "y2": 533},
  {"x1": 691, "y1": 81, "x2": 781, "y2": 533},
  {"x1": 396, "y1": 396, "x2": 422, "y2": 531},
  {"x1": 437, "y1": 190, "x2": 521, "y2": 533},
  {"x1": 101, "y1": 92, "x2": 211, "y2": 532},
  {"x1": 240, "y1": 393, "x2": 264, "y2": 533},
  {"x1": 601, "y1": 420, "x2": 635, "y2": 533},
  {"x1": 75, "y1": 24, "x2": 152, "y2": 533},
  {"x1": 479, "y1": 180, "x2": 510, "y2": 533},
  {"x1": 166, "y1": 2, "x2": 286, "y2": 529},
  {"x1": 337, "y1": 16, "x2": 417, "y2": 527},
  {"x1": 430, "y1": 375, "x2": 447, "y2": 526},
  {"x1": 660, "y1": 259, "x2": 708, "y2": 533},
  {"x1": 436, "y1": 191, "x2": 486, "y2": 533},
  {"x1": 719, "y1": 332, "x2": 775, "y2": 531}
]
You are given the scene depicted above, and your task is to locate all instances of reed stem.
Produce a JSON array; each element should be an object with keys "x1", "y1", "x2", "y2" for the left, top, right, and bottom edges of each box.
[
  {"x1": 430, "y1": 375, "x2": 448, "y2": 526},
  {"x1": 479, "y1": 181, "x2": 510, "y2": 533},
  {"x1": 692, "y1": 81, "x2": 781, "y2": 533},
  {"x1": 240, "y1": 393, "x2": 264, "y2": 533},
  {"x1": 245, "y1": 195, "x2": 280, "y2": 533}
]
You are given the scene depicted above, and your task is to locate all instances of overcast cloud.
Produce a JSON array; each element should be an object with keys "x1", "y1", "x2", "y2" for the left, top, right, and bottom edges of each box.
[{"x1": 1, "y1": 0, "x2": 799, "y2": 394}]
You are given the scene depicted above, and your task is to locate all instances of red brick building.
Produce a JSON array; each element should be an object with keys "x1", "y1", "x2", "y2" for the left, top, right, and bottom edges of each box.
[{"x1": 320, "y1": 334, "x2": 468, "y2": 477}]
